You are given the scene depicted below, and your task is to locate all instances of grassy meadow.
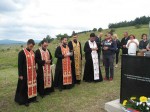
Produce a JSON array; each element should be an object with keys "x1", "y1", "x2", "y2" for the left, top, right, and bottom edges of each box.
[{"x1": 0, "y1": 25, "x2": 149, "y2": 112}]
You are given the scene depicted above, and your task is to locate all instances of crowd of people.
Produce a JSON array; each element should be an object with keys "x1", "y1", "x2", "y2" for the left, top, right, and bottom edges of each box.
[{"x1": 14, "y1": 31, "x2": 150, "y2": 106}]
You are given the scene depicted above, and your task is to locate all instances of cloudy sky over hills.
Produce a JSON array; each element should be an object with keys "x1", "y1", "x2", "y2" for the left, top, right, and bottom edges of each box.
[{"x1": 0, "y1": 0, "x2": 150, "y2": 41}]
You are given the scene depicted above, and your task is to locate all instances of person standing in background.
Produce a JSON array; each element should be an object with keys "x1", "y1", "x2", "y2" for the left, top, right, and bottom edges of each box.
[
  {"x1": 68, "y1": 33, "x2": 82, "y2": 84},
  {"x1": 95, "y1": 32, "x2": 103, "y2": 65},
  {"x1": 139, "y1": 34, "x2": 148, "y2": 51},
  {"x1": 126, "y1": 34, "x2": 139, "y2": 55},
  {"x1": 113, "y1": 34, "x2": 121, "y2": 68},
  {"x1": 102, "y1": 33, "x2": 116, "y2": 81},
  {"x1": 121, "y1": 32, "x2": 129, "y2": 54}
]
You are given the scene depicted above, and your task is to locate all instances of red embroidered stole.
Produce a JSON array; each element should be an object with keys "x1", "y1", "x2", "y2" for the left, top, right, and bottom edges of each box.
[
  {"x1": 23, "y1": 48, "x2": 37, "y2": 98},
  {"x1": 60, "y1": 45, "x2": 72, "y2": 85},
  {"x1": 39, "y1": 48, "x2": 52, "y2": 89}
]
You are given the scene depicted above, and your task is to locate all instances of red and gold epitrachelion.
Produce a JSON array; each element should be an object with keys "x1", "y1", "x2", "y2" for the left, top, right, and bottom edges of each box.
[
  {"x1": 23, "y1": 48, "x2": 37, "y2": 98},
  {"x1": 60, "y1": 45, "x2": 72, "y2": 85}
]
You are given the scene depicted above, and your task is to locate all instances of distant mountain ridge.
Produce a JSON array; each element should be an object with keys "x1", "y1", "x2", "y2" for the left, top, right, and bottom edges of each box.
[{"x1": 0, "y1": 39, "x2": 41, "y2": 45}]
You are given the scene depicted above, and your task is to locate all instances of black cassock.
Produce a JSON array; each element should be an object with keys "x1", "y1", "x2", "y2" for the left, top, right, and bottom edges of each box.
[
  {"x1": 83, "y1": 41, "x2": 103, "y2": 82},
  {"x1": 35, "y1": 49, "x2": 54, "y2": 97},
  {"x1": 14, "y1": 49, "x2": 36, "y2": 105},
  {"x1": 54, "y1": 45, "x2": 74, "y2": 90},
  {"x1": 68, "y1": 40, "x2": 82, "y2": 84}
]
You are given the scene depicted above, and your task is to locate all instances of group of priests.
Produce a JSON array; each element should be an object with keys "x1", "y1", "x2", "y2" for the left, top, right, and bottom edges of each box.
[{"x1": 15, "y1": 32, "x2": 115, "y2": 106}]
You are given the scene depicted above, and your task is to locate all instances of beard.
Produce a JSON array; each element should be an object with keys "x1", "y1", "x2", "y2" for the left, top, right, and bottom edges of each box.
[
  {"x1": 73, "y1": 39, "x2": 77, "y2": 43},
  {"x1": 90, "y1": 40, "x2": 94, "y2": 42},
  {"x1": 42, "y1": 47, "x2": 46, "y2": 50},
  {"x1": 63, "y1": 42, "x2": 67, "y2": 45}
]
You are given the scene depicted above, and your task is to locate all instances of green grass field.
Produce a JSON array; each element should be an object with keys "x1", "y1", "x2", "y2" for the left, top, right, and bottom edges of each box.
[{"x1": 0, "y1": 25, "x2": 149, "y2": 112}]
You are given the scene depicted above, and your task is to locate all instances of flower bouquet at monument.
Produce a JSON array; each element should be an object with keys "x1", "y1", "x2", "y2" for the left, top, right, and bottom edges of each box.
[{"x1": 122, "y1": 96, "x2": 150, "y2": 112}]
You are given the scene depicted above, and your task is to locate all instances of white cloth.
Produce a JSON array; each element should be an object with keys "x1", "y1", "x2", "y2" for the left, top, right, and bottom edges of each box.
[
  {"x1": 88, "y1": 40, "x2": 99, "y2": 80},
  {"x1": 126, "y1": 39, "x2": 139, "y2": 55}
]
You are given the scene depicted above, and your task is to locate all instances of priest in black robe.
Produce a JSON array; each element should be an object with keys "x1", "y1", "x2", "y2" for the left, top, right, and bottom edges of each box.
[
  {"x1": 83, "y1": 33, "x2": 103, "y2": 82},
  {"x1": 35, "y1": 39, "x2": 54, "y2": 98},
  {"x1": 14, "y1": 39, "x2": 38, "y2": 107},
  {"x1": 54, "y1": 37, "x2": 74, "y2": 91},
  {"x1": 68, "y1": 33, "x2": 82, "y2": 84}
]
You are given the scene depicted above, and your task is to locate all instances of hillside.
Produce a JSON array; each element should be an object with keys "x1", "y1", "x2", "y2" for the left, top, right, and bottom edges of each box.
[
  {"x1": 0, "y1": 39, "x2": 25, "y2": 45},
  {"x1": 0, "y1": 39, "x2": 42, "y2": 45},
  {"x1": 0, "y1": 25, "x2": 149, "y2": 70}
]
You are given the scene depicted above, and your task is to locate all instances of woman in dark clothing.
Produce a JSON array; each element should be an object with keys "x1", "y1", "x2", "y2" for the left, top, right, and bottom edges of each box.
[
  {"x1": 139, "y1": 34, "x2": 148, "y2": 51},
  {"x1": 113, "y1": 34, "x2": 121, "y2": 68}
]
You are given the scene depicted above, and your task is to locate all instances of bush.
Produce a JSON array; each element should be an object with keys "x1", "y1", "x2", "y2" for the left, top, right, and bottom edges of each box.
[
  {"x1": 20, "y1": 45, "x2": 23, "y2": 48},
  {"x1": 7, "y1": 48, "x2": 10, "y2": 51},
  {"x1": 135, "y1": 24, "x2": 141, "y2": 29},
  {"x1": 0, "y1": 49, "x2": 5, "y2": 52},
  {"x1": 15, "y1": 49, "x2": 19, "y2": 52}
]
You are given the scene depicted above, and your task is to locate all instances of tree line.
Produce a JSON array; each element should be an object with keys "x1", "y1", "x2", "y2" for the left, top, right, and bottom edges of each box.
[{"x1": 108, "y1": 16, "x2": 150, "y2": 28}]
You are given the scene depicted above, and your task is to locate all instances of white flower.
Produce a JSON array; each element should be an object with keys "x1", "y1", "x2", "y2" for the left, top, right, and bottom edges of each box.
[
  {"x1": 140, "y1": 102, "x2": 142, "y2": 105},
  {"x1": 147, "y1": 103, "x2": 150, "y2": 106},
  {"x1": 148, "y1": 98, "x2": 150, "y2": 103},
  {"x1": 146, "y1": 107, "x2": 149, "y2": 110}
]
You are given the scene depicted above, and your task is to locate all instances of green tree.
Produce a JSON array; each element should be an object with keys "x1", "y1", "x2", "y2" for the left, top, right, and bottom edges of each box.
[
  {"x1": 98, "y1": 28, "x2": 103, "y2": 32},
  {"x1": 46, "y1": 35, "x2": 51, "y2": 43},
  {"x1": 72, "y1": 31, "x2": 76, "y2": 36},
  {"x1": 93, "y1": 28, "x2": 97, "y2": 32},
  {"x1": 108, "y1": 16, "x2": 150, "y2": 28},
  {"x1": 56, "y1": 33, "x2": 69, "y2": 39}
]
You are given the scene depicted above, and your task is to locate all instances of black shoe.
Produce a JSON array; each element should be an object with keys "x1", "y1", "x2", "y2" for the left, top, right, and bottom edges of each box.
[
  {"x1": 41, "y1": 95, "x2": 45, "y2": 98},
  {"x1": 25, "y1": 103, "x2": 29, "y2": 107},
  {"x1": 45, "y1": 93, "x2": 50, "y2": 95},
  {"x1": 76, "y1": 82, "x2": 81, "y2": 84}
]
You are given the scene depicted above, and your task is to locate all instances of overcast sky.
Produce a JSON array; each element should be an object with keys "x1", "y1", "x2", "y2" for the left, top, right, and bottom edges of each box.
[{"x1": 0, "y1": 0, "x2": 150, "y2": 41}]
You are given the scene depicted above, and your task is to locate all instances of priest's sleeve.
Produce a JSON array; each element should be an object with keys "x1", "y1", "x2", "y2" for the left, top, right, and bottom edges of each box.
[
  {"x1": 35, "y1": 50, "x2": 45, "y2": 66},
  {"x1": 55, "y1": 46, "x2": 64, "y2": 59},
  {"x1": 18, "y1": 51, "x2": 24, "y2": 77},
  {"x1": 68, "y1": 41, "x2": 73, "y2": 52},
  {"x1": 48, "y1": 50, "x2": 53, "y2": 65},
  {"x1": 84, "y1": 41, "x2": 92, "y2": 53},
  {"x1": 79, "y1": 42, "x2": 82, "y2": 60}
]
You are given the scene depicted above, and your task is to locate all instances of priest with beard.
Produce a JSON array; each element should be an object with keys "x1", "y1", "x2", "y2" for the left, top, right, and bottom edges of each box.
[
  {"x1": 68, "y1": 33, "x2": 82, "y2": 84},
  {"x1": 83, "y1": 33, "x2": 103, "y2": 82},
  {"x1": 35, "y1": 39, "x2": 54, "y2": 98},
  {"x1": 54, "y1": 37, "x2": 74, "y2": 91},
  {"x1": 14, "y1": 39, "x2": 38, "y2": 107}
]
